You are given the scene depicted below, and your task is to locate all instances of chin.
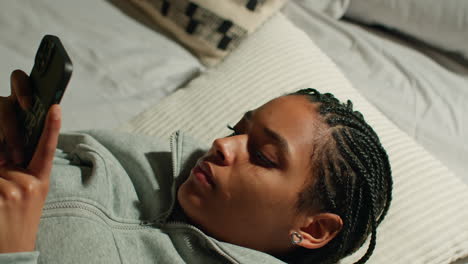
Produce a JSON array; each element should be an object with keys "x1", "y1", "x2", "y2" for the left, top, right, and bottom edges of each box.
[
  {"x1": 177, "y1": 182, "x2": 204, "y2": 221},
  {"x1": 177, "y1": 183, "x2": 223, "y2": 237}
]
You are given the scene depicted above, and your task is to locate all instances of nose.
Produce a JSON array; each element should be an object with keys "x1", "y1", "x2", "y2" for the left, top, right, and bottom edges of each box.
[{"x1": 211, "y1": 137, "x2": 237, "y2": 166}]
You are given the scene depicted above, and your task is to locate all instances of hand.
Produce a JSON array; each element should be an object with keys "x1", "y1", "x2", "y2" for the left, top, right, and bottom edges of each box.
[{"x1": 0, "y1": 70, "x2": 61, "y2": 253}]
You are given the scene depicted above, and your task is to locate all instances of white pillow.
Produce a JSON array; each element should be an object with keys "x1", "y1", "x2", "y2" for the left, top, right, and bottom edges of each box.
[
  {"x1": 290, "y1": 0, "x2": 350, "y2": 19},
  {"x1": 345, "y1": 0, "x2": 468, "y2": 60},
  {"x1": 118, "y1": 13, "x2": 468, "y2": 264}
]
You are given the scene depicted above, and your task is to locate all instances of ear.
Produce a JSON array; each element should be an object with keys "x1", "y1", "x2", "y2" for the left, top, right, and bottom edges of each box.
[{"x1": 291, "y1": 213, "x2": 343, "y2": 249}]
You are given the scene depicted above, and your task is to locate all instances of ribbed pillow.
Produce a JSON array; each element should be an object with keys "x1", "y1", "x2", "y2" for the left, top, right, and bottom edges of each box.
[{"x1": 118, "y1": 13, "x2": 468, "y2": 264}]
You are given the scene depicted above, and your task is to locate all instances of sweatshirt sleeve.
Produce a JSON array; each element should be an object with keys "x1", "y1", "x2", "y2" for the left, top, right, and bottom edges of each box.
[{"x1": 0, "y1": 251, "x2": 39, "y2": 264}]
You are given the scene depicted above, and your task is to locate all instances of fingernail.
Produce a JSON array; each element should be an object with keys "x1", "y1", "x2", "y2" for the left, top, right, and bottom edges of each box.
[
  {"x1": 51, "y1": 105, "x2": 61, "y2": 121},
  {"x1": 13, "y1": 150, "x2": 23, "y2": 164}
]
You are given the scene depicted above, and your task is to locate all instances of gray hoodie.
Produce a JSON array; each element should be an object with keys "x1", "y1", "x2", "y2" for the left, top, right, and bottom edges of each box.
[{"x1": 0, "y1": 130, "x2": 285, "y2": 264}]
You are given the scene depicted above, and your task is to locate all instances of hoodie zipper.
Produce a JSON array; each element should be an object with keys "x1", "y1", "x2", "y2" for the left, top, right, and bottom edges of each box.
[
  {"x1": 167, "y1": 131, "x2": 180, "y2": 221},
  {"x1": 139, "y1": 131, "x2": 183, "y2": 227},
  {"x1": 43, "y1": 201, "x2": 155, "y2": 230}
]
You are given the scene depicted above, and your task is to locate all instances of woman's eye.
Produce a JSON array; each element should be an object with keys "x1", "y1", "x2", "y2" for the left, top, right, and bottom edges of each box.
[
  {"x1": 227, "y1": 124, "x2": 277, "y2": 168},
  {"x1": 254, "y1": 150, "x2": 277, "y2": 168}
]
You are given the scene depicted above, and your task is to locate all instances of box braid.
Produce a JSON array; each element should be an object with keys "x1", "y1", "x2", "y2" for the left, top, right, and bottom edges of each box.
[{"x1": 284, "y1": 88, "x2": 393, "y2": 264}]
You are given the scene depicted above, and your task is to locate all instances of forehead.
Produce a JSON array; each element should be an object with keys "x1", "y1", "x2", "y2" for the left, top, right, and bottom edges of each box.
[{"x1": 253, "y1": 95, "x2": 323, "y2": 157}]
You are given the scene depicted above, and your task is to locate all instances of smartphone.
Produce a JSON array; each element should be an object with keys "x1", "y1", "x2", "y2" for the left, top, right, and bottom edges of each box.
[{"x1": 18, "y1": 35, "x2": 73, "y2": 167}]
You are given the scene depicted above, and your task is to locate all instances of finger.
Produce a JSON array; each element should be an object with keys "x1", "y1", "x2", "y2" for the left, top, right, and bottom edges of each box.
[
  {"x1": 0, "y1": 99, "x2": 23, "y2": 164},
  {"x1": 27, "y1": 104, "x2": 61, "y2": 181},
  {"x1": 10, "y1": 69, "x2": 32, "y2": 111}
]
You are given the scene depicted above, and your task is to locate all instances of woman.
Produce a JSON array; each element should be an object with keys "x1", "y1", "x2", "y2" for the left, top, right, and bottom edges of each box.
[{"x1": 0, "y1": 70, "x2": 392, "y2": 264}]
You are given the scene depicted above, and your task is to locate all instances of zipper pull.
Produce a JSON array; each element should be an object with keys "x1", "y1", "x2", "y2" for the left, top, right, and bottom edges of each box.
[
  {"x1": 140, "y1": 219, "x2": 165, "y2": 227},
  {"x1": 139, "y1": 220, "x2": 155, "y2": 226}
]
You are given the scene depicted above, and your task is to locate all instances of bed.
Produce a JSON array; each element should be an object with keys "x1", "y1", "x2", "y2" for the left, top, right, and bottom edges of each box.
[{"x1": 1, "y1": 1, "x2": 467, "y2": 263}]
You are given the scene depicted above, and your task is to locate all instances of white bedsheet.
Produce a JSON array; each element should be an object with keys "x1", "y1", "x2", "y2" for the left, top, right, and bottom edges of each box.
[
  {"x1": 0, "y1": 0, "x2": 202, "y2": 131},
  {"x1": 282, "y1": 1, "x2": 468, "y2": 184}
]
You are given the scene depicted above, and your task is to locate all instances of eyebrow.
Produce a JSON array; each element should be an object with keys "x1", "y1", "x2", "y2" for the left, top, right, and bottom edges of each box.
[
  {"x1": 243, "y1": 110, "x2": 290, "y2": 156},
  {"x1": 263, "y1": 127, "x2": 290, "y2": 157}
]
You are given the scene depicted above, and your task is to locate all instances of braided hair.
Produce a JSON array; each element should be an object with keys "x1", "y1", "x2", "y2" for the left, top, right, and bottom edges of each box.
[{"x1": 284, "y1": 88, "x2": 393, "y2": 264}]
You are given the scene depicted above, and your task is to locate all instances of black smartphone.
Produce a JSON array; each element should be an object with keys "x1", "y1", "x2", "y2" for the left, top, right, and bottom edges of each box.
[{"x1": 18, "y1": 35, "x2": 73, "y2": 167}]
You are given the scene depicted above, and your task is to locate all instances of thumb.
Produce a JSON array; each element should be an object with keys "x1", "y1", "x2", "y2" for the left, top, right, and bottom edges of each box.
[{"x1": 27, "y1": 104, "x2": 61, "y2": 181}]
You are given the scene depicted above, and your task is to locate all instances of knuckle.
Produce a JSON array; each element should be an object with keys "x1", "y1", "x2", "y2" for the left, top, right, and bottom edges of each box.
[
  {"x1": 2, "y1": 187, "x2": 22, "y2": 201},
  {"x1": 20, "y1": 178, "x2": 47, "y2": 199},
  {"x1": 22, "y1": 180, "x2": 40, "y2": 195}
]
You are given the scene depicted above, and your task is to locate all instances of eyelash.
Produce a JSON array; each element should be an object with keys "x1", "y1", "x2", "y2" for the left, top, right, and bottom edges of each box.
[
  {"x1": 227, "y1": 124, "x2": 238, "y2": 137},
  {"x1": 226, "y1": 124, "x2": 277, "y2": 168}
]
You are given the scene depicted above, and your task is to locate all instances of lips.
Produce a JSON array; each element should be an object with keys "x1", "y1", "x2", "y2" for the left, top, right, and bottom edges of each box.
[{"x1": 193, "y1": 161, "x2": 216, "y2": 188}]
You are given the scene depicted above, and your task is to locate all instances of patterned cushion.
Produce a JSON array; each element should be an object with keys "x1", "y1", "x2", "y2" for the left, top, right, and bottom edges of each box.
[{"x1": 128, "y1": 0, "x2": 287, "y2": 65}]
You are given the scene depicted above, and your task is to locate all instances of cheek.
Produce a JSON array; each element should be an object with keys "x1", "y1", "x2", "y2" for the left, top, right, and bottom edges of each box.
[
  {"x1": 227, "y1": 162, "x2": 265, "y2": 197},
  {"x1": 228, "y1": 177, "x2": 297, "y2": 235},
  {"x1": 228, "y1": 163, "x2": 291, "y2": 212}
]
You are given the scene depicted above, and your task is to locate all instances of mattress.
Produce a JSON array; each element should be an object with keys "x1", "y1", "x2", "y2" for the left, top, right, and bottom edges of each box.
[
  {"x1": 282, "y1": 1, "x2": 468, "y2": 185},
  {"x1": 0, "y1": 0, "x2": 203, "y2": 132}
]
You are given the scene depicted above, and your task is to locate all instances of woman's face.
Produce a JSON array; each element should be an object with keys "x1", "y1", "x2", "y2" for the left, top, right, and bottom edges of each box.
[{"x1": 177, "y1": 95, "x2": 323, "y2": 254}]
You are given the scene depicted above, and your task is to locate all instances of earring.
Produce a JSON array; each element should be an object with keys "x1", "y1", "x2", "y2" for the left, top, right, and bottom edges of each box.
[{"x1": 290, "y1": 231, "x2": 303, "y2": 245}]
